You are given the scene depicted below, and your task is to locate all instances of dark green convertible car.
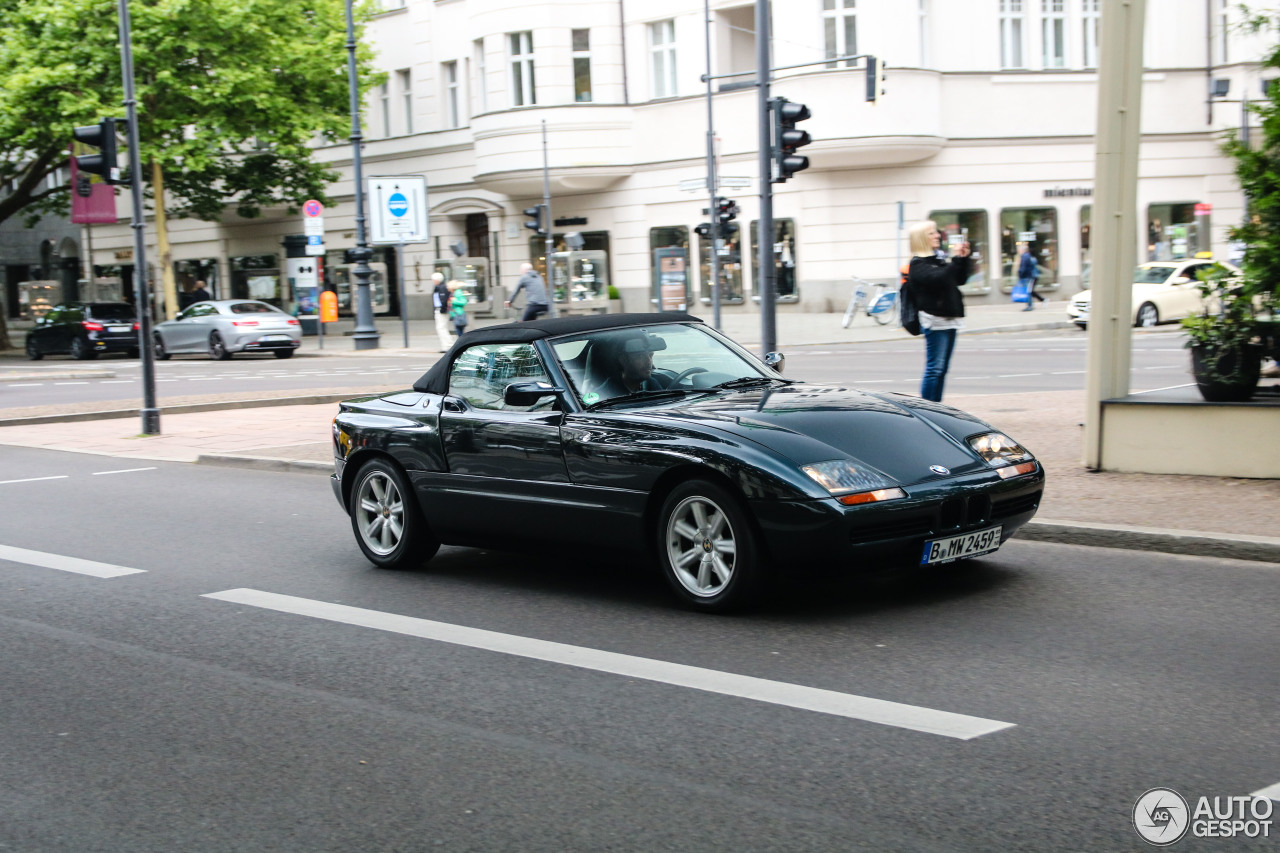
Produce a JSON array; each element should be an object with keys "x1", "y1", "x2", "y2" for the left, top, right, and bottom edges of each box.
[{"x1": 330, "y1": 313, "x2": 1043, "y2": 611}]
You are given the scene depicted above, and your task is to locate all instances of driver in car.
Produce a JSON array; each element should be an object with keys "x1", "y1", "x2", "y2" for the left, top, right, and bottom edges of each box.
[{"x1": 593, "y1": 333, "x2": 667, "y2": 399}]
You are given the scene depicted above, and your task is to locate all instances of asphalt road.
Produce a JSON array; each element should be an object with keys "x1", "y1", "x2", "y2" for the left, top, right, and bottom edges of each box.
[
  {"x1": 2, "y1": 446, "x2": 1276, "y2": 852},
  {"x1": 1, "y1": 328, "x2": 1192, "y2": 410}
]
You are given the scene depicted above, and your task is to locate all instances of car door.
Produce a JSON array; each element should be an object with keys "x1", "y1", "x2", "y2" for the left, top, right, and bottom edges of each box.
[
  {"x1": 425, "y1": 341, "x2": 572, "y2": 542},
  {"x1": 170, "y1": 303, "x2": 219, "y2": 351},
  {"x1": 57, "y1": 304, "x2": 86, "y2": 353},
  {"x1": 31, "y1": 306, "x2": 62, "y2": 354}
]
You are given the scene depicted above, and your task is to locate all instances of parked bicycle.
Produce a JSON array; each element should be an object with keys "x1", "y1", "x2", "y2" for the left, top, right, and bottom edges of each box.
[{"x1": 842, "y1": 275, "x2": 898, "y2": 328}]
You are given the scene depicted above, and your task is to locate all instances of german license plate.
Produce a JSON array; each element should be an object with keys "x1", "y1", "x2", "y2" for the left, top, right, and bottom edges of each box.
[
  {"x1": 109, "y1": 325, "x2": 131, "y2": 332},
  {"x1": 262, "y1": 334, "x2": 290, "y2": 341},
  {"x1": 921, "y1": 525, "x2": 1003, "y2": 565}
]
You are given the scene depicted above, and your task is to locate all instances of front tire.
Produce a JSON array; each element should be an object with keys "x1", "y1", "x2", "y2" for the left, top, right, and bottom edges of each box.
[
  {"x1": 209, "y1": 331, "x2": 232, "y2": 360},
  {"x1": 656, "y1": 479, "x2": 764, "y2": 612},
  {"x1": 1136, "y1": 302, "x2": 1159, "y2": 328},
  {"x1": 350, "y1": 459, "x2": 440, "y2": 569},
  {"x1": 26, "y1": 337, "x2": 42, "y2": 360},
  {"x1": 70, "y1": 336, "x2": 96, "y2": 360},
  {"x1": 153, "y1": 334, "x2": 171, "y2": 360}
]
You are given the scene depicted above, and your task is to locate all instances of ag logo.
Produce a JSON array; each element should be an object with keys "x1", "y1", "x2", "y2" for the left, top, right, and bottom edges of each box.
[{"x1": 1133, "y1": 788, "x2": 1190, "y2": 846}]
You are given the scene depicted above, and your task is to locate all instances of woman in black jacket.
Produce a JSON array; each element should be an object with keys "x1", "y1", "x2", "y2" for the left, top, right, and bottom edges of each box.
[{"x1": 906, "y1": 221, "x2": 972, "y2": 402}]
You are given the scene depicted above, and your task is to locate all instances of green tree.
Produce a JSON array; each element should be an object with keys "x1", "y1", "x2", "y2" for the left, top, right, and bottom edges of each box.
[{"x1": 0, "y1": 0, "x2": 381, "y2": 348}]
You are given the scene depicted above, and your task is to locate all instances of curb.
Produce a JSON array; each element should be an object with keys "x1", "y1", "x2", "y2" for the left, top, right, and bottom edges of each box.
[
  {"x1": 0, "y1": 393, "x2": 355, "y2": 427},
  {"x1": 196, "y1": 453, "x2": 332, "y2": 475},
  {"x1": 1020, "y1": 519, "x2": 1280, "y2": 565},
  {"x1": 0, "y1": 370, "x2": 118, "y2": 381}
]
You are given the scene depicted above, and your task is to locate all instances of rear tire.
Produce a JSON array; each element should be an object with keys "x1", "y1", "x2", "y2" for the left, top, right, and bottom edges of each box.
[
  {"x1": 26, "y1": 337, "x2": 42, "y2": 360},
  {"x1": 209, "y1": 331, "x2": 232, "y2": 360},
  {"x1": 656, "y1": 479, "x2": 764, "y2": 612},
  {"x1": 273, "y1": 349, "x2": 294, "y2": 359},
  {"x1": 70, "y1": 337, "x2": 96, "y2": 360},
  {"x1": 350, "y1": 459, "x2": 440, "y2": 569},
  {"x1": 153, "y1": 334, "x2": 171, "y2": 360}
]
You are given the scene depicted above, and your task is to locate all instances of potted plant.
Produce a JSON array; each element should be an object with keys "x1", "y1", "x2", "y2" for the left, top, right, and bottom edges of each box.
[
  {"x1": 1181, "y1": 265, "x2": 1263, "y2": 402},
  {"x1": 607, "y1": 284, "x2": 623, "y2": 313}
]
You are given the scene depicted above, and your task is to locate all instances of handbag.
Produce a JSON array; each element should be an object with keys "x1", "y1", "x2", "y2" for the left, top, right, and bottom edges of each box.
[
  {"x1": 1011, "y1": 283, "x2": 1030, "y2": 303},
  {"x1": 899, "y1": 282, "x2": 921, "y2": 336}
]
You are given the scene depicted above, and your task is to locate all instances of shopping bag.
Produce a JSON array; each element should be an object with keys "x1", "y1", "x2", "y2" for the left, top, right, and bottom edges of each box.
[{"x1": 1011, "y1": 284, "x2": 1030, "y2": 303}]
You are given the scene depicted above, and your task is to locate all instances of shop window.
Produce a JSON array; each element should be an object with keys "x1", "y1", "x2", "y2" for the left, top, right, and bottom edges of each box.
[
  {"x1": 1147, "y1": 202, "x2": 1205, "y2": 261},
  {"x1": 1080, "y1": 204, "x2": 1091, "y2": 289},
  {"x1": 650, "y1": 226, "x2": 691, "y2": 311},
  {"x1": 999, "y1": 208, "x2": 1058, "y2": 292},
  {"x1": 174, "y1": 258, "x2": 220, "y2": 307},
  {"x1": 231, "y1": 255, "x2": 281, "y2": 305},
  {"x1": 529, "y1": 231, "x2": 612, "y2": 305},
  {"x1": 749, "y1": 219, "x2": 798, "y2": 302},
  {"x1": 928, "y1": 209, "x2": 990, "y2": 295},
  {"x1": 697, "y1": 226, "x2": 744, "y2": 304}
]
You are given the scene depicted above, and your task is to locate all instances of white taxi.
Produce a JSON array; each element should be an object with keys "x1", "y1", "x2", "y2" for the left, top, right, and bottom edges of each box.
[{"x1": 1068, "y1": 259, "x2": 1240, "y2": 329}]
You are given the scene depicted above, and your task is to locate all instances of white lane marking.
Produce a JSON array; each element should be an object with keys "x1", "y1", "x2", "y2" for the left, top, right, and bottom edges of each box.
[
  {"x1": 203, "y1": 588, "x2": 1015, "y2": 740},
  {"x1": 156, "y1": 379, "x2": 179, "y2": 383},
  {"x1": 1051, "y1": 370, "x2": 1085, "y2": 375},
  {"x1": 100, "y1": 380, "x2": 134, "y2": 384},
  {"x1": 0, "y1": 475, "x2": 69, "y2": 485},
  {"x1": 1251, "y1": 781, "x2": 1280, "y2": 801},
  {"x1": 92, "y1": 467, "x2": 157, "y2": 476},
  {"x1": 54, "y1": 381, "x2": 89, "y2": 386},
  {"x1": 6, "y1": 383, "x2": 43, "y2": 387},
  {"x1": 952, "y1": 375, "x2": 992, "y2": 380},
  {"x1": 998, "y1": 373, "x2": 1040, "y2": 378},
  {"x1": 186, "y1": 377, "x2": 222, "y2": 381},
  {"x1": 0, "y1": 544, "x2": 145, "y2": 578}
]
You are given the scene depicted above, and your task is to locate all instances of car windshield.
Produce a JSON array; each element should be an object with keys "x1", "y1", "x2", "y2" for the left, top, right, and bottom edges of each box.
[
  {"x1": 1133, "y1": 265, "x2": 1178, "y2": 284},
  {"x1": 230, "y1": 301, "x2": 278, "y2": 314},
  {"x1": 88, "y1": 303, "x2": 135, "y2": 320},
  {"x1": 549, "y1": 323, "x2": 775, "y2": 407}
]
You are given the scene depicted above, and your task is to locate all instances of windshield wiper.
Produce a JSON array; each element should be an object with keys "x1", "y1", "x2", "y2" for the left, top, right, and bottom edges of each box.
[
  {"x1": 712, "y1": 376, "x2": 795, "y2": 390},
  {"x1": 584, "y1": 388, "x2": 707, "y2": 410}
]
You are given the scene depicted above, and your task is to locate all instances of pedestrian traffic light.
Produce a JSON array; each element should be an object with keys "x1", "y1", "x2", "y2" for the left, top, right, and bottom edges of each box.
[
  {"x1": 770, "y1": 98, "x2": 812, "y2": 183},
  {"x1": 72, "y1": 118, "x2": 125, "y2": 185},
  {"x1": 694, "y1": 222, "x2": 713, "y2": 239},
  {"x1": 523, "y1": 204, "x2": 546, "y2": 235},
  {"x1": 715, "y1": 197, "x2": 738, "y2": 227},
  {"x1": 865, "y1": 55, "x2": 886, "y2": 102}
]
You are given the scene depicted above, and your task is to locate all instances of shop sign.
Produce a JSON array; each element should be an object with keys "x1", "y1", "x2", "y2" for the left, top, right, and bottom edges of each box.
[
  {"x1": 113, "y1": 249, "x2": 133, "y2": 261},
  {"x1": 1043, "y1": 186, "x2": 1092, "y2": 198},
  {"x1": 554, "y1": 216, "x2": 588, "y2": 227},
  {"x1": 1194, "y1": 203, "x2": 1213, "y2": 214}
]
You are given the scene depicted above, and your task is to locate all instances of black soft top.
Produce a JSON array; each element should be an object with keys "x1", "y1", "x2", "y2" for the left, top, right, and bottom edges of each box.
[{"x1": 413, "y1": 312, "x2": 702, "y2": 393}]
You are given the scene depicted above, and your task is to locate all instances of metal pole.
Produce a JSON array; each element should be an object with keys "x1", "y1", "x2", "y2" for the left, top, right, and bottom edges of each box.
[
  {"x1": 117, "y1": 0, "x2": 158, "y2": 435},
  {"x1": 755, "y1": 0, "x2": 775, "y2": 355},
  {"x1": 345, "y1": 0, "x2": 379, "y2": 349},
  {"x1": 542, "y1": 120, "x2": 557, "y2": 317},
  {"x1": 398, "y1": 237, "x2": 408, "y2": 347},
  {"x1": 704, "y1": 0, "x2": 721, "y2": 329}
]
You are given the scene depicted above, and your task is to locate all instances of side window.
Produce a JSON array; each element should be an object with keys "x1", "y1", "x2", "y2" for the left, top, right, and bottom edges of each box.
[
  {"x1": 449, "y1": 343, "x2": 551, "y2": 411},
  {"x1": 63, "y1": 306, "x2": 85, "y2": 323}
]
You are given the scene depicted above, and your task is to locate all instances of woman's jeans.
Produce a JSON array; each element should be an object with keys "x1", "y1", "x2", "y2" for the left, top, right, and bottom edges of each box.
[{"x1": 921, "y1": 327, "x2": 957, "y2": 402}]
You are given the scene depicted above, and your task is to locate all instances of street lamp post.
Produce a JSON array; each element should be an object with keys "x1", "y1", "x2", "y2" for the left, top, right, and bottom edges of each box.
[{"x1": 344, "y1": 0, "x2": 380, "y2": 350}]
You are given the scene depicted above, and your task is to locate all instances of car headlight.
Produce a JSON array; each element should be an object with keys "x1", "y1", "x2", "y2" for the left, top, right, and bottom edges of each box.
[
  {"x1": 801, "y1": 460, "x2": 907, "y2": 506},
  {"x1": 968, "y1": 432, "x2": 1036, "y2": 477}
]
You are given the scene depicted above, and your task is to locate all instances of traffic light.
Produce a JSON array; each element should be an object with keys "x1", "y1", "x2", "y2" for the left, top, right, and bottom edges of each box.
[
  {"x1": 770, "y1": 98, "x2": 812, "y2": 183},
  {"x1": 715, "y1": 197, "x2": 738, "y2": 227},
  {"x1": 72, "y1": 118, "x2": 125, "y2": 185},
  {"x1": 523, "y1": 204, "x2": 546, "y2": 235},
  {"x1": 865, "y1": 55, "x2": 886, "y2": 102},
  {"x1": 694, "y1": 222, "x2": 713, "y2": 239}
]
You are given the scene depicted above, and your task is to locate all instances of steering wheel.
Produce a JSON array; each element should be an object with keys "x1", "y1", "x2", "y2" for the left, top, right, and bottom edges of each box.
[{"x1": 670, "y1": 367, "x2": 708, "y2": 386}]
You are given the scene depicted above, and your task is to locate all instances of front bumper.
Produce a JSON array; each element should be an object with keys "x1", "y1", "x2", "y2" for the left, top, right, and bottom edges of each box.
[{"x1": 752, "y1": 465, "x2": 1045, "y2": 572}]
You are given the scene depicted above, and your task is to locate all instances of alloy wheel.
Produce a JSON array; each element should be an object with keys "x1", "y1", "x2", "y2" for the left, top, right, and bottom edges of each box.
[
  {"x1": 664, "y1": 495, "x2": 737, "y2": 597},
  {"x1": 355, "y1": 470, "x2": 405, "y2": 556},
  {"x1": 1137, "y1": 303, "x2": 1159, "y2": 327}
]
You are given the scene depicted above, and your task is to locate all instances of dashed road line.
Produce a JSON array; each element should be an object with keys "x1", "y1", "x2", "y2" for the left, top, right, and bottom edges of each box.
[
  {"x1": 6, "y1": 383, "x2": 42, "y2": 387},
  {"x1": 54, "y1": 381, "x2": 89, "y2": 386},
  {"x1": 0, "y1": 544, "x2": 145, "y2": 578},
  {"x1": 203, "y1": 588, "x2": 1016, "y2": 740},
  {"x1": 92, "y1": 467, "x2": 157, "y2": 476},
  {"x1": 0, "y1": 475, "x2": 69, "y2": 485}
]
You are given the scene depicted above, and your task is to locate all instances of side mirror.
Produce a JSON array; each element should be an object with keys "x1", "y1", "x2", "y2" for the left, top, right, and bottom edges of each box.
[
  {"x1": 763, "y1": 352, "x2": 785, "y2": 374},
  {"x1": 504, "y1": 381, "x2": 564, "y2": 407},
  {"x1": 1170, "y1": 276, "x2": 1191, "y2": 286}
]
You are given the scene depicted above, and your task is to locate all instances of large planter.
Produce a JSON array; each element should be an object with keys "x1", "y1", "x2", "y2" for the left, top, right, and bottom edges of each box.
[{"x1": 1189, "y1": 342, "x2": 1262, "y2": 402}]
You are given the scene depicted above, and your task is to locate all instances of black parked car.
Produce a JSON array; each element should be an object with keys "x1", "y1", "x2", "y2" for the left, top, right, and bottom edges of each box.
[
  {"x1": 330, "y1": 314, "x2": 1044, "y2": 611},
  {"x1": 26, "y1": 302, "x2": 140, "y2": 360}
]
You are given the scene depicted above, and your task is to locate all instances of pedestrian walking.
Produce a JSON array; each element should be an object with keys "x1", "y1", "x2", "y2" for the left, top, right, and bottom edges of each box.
[
  {"x1": 906, "y1": 220, "x2": 971, "y2": 402},
  {"x1": 431, "y1": 272, "x2": 453, "y2": 352},
  {"x1": 190, "y1": 280, "x2": 212, "y2": 303},
  {"x1": 1017, "y1": 243, "x2": 1044, "y2": 311},
  {"x1": 505, "y1": 262, "x2": 551, "y2": 321},
  {"x1": 448, "y1": 280, "x2": 469, "y2": 337}
]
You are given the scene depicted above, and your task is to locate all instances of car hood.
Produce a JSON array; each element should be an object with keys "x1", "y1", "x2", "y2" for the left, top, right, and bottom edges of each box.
[{"x1": 634, "y1": 383, "x2": 996, "y2": 486}]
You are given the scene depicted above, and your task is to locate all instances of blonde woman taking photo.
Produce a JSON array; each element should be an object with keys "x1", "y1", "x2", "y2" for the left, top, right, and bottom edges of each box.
[{"x1": 905, "y1": 220, "x2": 971, "y2": 402}]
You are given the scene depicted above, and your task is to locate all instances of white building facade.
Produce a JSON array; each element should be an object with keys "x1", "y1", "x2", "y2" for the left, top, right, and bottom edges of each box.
[{"x1": 88, "y1": 0, "x2": 1270, "y2": 323}]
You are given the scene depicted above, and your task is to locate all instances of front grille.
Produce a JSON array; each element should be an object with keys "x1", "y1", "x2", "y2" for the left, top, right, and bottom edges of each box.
[
  {"x1": 992, "y1": 490, "x2": 1042, "y2": 518},
  {"x1": 849, "y1": 513, "x2": 934, "y2": 544}
]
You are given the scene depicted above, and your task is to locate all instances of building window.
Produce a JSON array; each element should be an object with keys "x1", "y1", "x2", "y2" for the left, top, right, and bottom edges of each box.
[
  {"x1": 1082, "y1": 0, "x2": 1100, "y2": 68},
  {"x1": 918, "y1": 0, "x2": 929, "y2": 66},
  {"x1": 749, "y1": 219, "x2": 798, "y2": 302},
  {"x1": 379, "y1": 0, "x2": 404, "y2": 9},
  {"x1": 929, "y1": 210, "x2": 989, "y2": 295},
  {"x1": 999, "y1": 0, "x2": 1025, "y2": 70},
  {"x1": 649, "y1": 19, "x2": 677, "y2": 99},
  {"x1": 508, "y1": 31, "x2": 536, "y2": 107},
  {"x1": 230, "y1": 254, "x2": 282, "y2": 306},
  {"x1": 999, "y1": 208, "x2": 1058, "y2": 292},
  {"x1": 1147, "y1": 202, "x2": 1205, "y2": 261},
  {"x1": 572, "y1": 28, "x2": 593, "y2": 102},
  {"x1": 397, "y1": 69, "x2": 413, "y2": 134},
  {"x1": 649, "y1": 227, "x2": 691, "y2": 311},
  {"x1": 473, "y1": 39, "x2": 488, "y2": 114},
  {"x1": 696, "y1": 226, "x2": 744, "y2": 304},
  {"x1": 822, "y1": 0, "x2": 856, "y2": 68},
  {"x1": 443, "y1": 61, "x2": 459, "y2": 128},
  {"x1": 1041, "y1": 0, "x2": 1065, "y2": 69},
  {"x1": 1217, "y1": 0, "x2": 1229, "y2": 65},
  {"x1": 528, "y1": 232, "x2": 612, "y2": 300},
  {"x1": 378, "y1": 82, "x2": 391, "y2": 136}
]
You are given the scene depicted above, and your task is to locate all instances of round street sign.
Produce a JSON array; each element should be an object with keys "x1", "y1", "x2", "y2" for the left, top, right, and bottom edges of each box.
[
  {"x1": 303, "y1": 199, "x2": 324, "y2": 218},
  {"x1": 387, "y1": 192, "x2": 409, "y2": 217}
]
